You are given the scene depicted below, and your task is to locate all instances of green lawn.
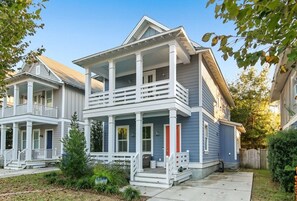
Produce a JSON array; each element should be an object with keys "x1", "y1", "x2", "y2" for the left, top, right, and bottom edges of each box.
[
  {"x1": 0, "y1": 172, "x2": 122, "y2": 201},
  {"x1": 245, "y1": 169, "x2": 295, "y2": 201}
]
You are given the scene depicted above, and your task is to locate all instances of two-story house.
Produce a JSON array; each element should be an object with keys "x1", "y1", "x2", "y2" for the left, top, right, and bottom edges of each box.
[
  {"x1": 271, "y1": 50, "x2": 297, "y2": 129},
  {"x1": 74, "y1": 16, "x2": 245, "y2": 188},
  {"x1": 0, "y1": 55, "x2": 102, "y2": 169}
]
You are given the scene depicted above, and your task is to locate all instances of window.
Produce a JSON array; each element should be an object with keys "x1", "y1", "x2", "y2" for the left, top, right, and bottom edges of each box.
[
  {"x1": 142, "y1": 124, "x2": 153, "y2": 153},
  {"x1": 46, "y1": 90, "x2": 53, "y2": 107},
  {"x1": 33, "y1": 129, "x2": 40, "y2": 149},
  {"x1": 36, "y1": 65, "x2": 40, "y2": 75},
  {"x1": 204, "y1": 122, "x2": 209, "y2": 152},
  {"x1": 21, "y1": 131, "x2": 26, "y2": 150},
  {"x1": 116, "y1": 126, "x2": 129, "y2": 152}
]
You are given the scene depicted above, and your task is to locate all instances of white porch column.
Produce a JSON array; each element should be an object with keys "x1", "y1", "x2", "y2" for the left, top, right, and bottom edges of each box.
[
  {"x1": 169, "y1": 42, "x2": 177, "y2": 97},
  {"x1": 135, "y1": 112, "x2": 143, "y2": 172},
  {"x1": 108, "y1": 60, "x2": 115, "y2": 105},
  {"x1": 26, "y1": 121, "x2": 32, "y2": 160},
  {"x1": 1, "y1": 125, "x2": 6, "y2": 156},
  {"x1": 108, "y1": 115, "x2": 115, "y2": 162},
  {"x1": 2, "y1": 94, "x2": 7, "y2": 117},
  {"x1": 85, "y1": 67, "x2": 91, "y2": 109},
  {"x1": 169, "y1": 108, "x2": 177, "y2": 165},
  {"x1": 13, "y1": 85, "x2": 19, "y2": 115},
  {"x1": 135, "y1": 52, "x2": 143, "y2": 102},
  {"x1": 84, "y1": 119, "x2": 91, "y2": 154},
  {"x1": 27, "y1": 81, "x2": 33, "y2": 113},
  {"x1": 12, "y1": 123, "x2": 19, "y2": 160}
]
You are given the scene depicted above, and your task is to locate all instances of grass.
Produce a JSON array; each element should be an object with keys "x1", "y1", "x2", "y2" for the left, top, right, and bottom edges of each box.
[
  {"x1": 0, "y1": 172, "x2": 122, "y2": 201},
  {"x1": 244, "y1": 169, "x2": 295, "y2": 201}
]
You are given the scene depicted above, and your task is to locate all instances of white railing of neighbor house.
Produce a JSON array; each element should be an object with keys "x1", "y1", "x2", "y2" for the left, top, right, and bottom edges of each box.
[
  {"x1": 166, "y1": 153, "x2": 175, "y2": 185},
  {"x1": 88, "y1": 79, "x2": 189, "y2": 108},
  {"x1": 89, "y1": 152, "x2": 135, "y2": 164},
  {"x1": 18, "y1": 149, "x2": 26, "y2": 166},
  {"x1": 16, "y1": 104, "x2": 27, "y2": 115},
  {"x1": 1, "y1": 104, "x2": 58, "y2": 118},
  {"x1": 176, "y1": 82, "x2": 189, "y2": 105},
  {"x1": 4, "y1": 149, "x2": 13, "y2": 167},
  {"x1": 130, "y1": 153, "x2": 139, "y2": 182},
  {"x1": 175, "y1": 152, "x2": 189, "y2": 169},
  {"x1": 32, "y1": 148, "x2": 58, "y2": 160},
  {"x1": 3, "y1": 106, "x2": 13, "y2": 117}
]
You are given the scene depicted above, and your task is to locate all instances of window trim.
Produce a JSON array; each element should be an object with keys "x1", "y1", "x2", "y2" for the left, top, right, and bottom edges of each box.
[
  {"x1": 116, "y1": 125, "x2": 129, "y2": 152},
  {"x1": 45, "y1": 89, "x2": 53, "y2": 107},
  {"x1": 32, "y1": 129, "x2": 41, "y2": 150},
  {"x1": 142, "y1": 123, "x2": 153, "y2": 155},
  {"x1": 203, "y1": 121, "x2": 209, "y2": 153},
  {"x1": 21, "y1": 130, "x2": 26, "y2": 150}
]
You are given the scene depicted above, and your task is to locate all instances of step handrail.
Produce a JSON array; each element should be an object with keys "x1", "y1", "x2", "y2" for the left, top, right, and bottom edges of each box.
[
  {"x1": 18, "y1": 149, "x2": 27, "y2": 167},
  {"x1": 4, "y1": 149, "x2": 13, "y2": 167}
]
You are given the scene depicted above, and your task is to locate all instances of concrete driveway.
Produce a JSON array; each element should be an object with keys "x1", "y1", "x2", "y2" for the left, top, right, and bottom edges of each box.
[{"x1": 136, "y1": 171, "x2": 253, "y2": 201}]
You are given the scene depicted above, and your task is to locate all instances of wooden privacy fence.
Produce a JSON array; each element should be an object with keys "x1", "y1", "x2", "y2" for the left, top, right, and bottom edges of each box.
[{"x1": 240, "y1": 148, "x2": 268, "y2": 169}]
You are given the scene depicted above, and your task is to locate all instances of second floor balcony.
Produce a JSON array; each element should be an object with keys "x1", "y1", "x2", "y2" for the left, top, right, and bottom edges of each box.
[{"x1": 1, "y1": 104, "x2": 58, "y2": 118}]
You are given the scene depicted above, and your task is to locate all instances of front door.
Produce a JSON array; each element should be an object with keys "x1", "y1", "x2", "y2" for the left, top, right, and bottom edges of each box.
[
  {"x1": 46, "y1": 130, "x2": 53, "y2": 158},
  {"x1": 165, "y1": 124, "x2": 181, "y2": 157}
]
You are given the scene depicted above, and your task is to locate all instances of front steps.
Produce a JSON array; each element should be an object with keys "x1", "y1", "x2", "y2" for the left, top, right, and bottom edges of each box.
[
  {"x1": 130, "y1": 172, "x2": 173, "y2": 188},
  {"x1": 4, "y1": 160, "x2": 46, "y2": 170}
]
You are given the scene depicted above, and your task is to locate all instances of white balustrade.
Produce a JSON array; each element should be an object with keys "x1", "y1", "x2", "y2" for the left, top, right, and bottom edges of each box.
[
  {"x1": 0, "y1": 104, "x2": 58, "y2": 118},
  {"x1": 4, "y1": 149, "x2": 13, "y2": 167},
  {"x1": 166, "y1": 153, "x2": 175, "y2": 184},
  {"x1": 130, "y1": 153, "x2": 139, "y2": 182},
  {"x1": 18, "y1": 149, "x2": 26, "y2": 166},
  {"x1": 175, "y1": 152, "x2": 189, "y2": 169},
  {"x1": 88, "y1": 79, "x2": 189, "y2": 108}
]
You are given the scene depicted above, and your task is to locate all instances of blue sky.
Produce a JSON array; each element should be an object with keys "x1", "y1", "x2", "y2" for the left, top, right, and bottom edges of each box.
[{"x1": 26, "y1": 0, "x2": 271, "y2": 83}]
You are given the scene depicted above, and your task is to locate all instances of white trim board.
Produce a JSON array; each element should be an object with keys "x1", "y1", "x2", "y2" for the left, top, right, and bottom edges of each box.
[
  {"x1": 188, "y1": 160, "x2": 219, "y2": 169},
  {"x1": 116, "y1": 125, "x2": 129, "y2": 152}
]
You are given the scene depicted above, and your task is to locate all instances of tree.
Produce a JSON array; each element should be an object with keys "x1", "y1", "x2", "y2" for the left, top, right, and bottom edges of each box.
[
  {"x1": 90, "y1": 120, "x2": 103, "y2": 152},
  {"x1": 229, "y1": 67, "x2": 279, "y2": 148},
  {"x1": 60, "y1": 112, "x2": 89, "y2": 178},
  {"x1": 203, "y1": 0, "x2": 297, "y2": 71},
  {"x1": 0, "y1": 0, "x2": 46, "y2": 94}
]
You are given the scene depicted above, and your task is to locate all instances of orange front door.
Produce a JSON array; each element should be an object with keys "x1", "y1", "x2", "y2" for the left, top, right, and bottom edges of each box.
[{"x1": 165, "y1": 125, "x2": 181, "y2": 156}]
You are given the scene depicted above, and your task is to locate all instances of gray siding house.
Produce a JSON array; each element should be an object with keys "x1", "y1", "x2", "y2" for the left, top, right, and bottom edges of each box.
[
  {"x1": 0, "y1": 55, "x2": 102, "y2": 169},
  {"x1": 74, "y1": 16, "x2": 245, "y2": 188}
]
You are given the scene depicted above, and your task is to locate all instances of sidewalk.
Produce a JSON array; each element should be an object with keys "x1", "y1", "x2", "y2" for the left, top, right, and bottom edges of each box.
[{"x1": 0, "y1": 167, "x2": 59, "y2": 179}]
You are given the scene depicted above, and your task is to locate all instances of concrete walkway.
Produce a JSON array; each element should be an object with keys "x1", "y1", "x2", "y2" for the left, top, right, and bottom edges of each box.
[
  {"x1": 0, "y1": 167, "x2": 59, "y2": 179},
  {"x1": 135, "y1": 171, "x2": 253, "y2": 201}
]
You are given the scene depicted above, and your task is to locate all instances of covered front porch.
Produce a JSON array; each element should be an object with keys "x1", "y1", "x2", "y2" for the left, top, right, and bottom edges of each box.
[
  {"x1": 1, "y1": 121, "x2": 60, "y2": 169},
  {"x1": 86, "y1": 109, "x2": 192, "y2": 187}
]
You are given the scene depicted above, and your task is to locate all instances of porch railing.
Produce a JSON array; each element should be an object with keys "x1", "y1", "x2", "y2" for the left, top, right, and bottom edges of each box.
[
  {"x1": 175, "y1": 152, "x2": 190, "y2": 169},
  {"x1": 18, "y1": 149, "x2": 26, "y2": 166},
  {"x1": 89, "y1": 152, "x2": 135, "y2": 164},
  {"x1": 32, "y1": 148, "x2": 58, "y2": 160},
  {"x1": 166, "y1": 153, "x2": 175, "y2": 185},
  {"x1": 1, "y1": 104, "x2": 58, "y2": 118},
  {"x1": 4, "y1": 149, "x2": 13, "y2": 167},
  {"x1": 130, "y1": 153, "x2": 139, "y2": 182},
  {"x1": 88, "y1": 79, "x2": 189, "y2": 109}
]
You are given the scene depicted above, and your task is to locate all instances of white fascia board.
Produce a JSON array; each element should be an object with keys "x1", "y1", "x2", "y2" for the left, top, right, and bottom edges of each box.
[{"x1": 0, "y1": 115, "x2": 59, "y2": 125}]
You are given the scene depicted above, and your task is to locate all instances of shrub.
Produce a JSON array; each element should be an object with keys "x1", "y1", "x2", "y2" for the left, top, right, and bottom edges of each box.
[
  {"x1": 60, "y1": 112, "x2": 89, "y2": 179},
  {"x1": 91, "y1": 164, "x2": 128, "y2": 187},
  {"x1": 94, "y1": 183, "x2": 107, "y2": 193},
  {"x1": 268, "y1": 129, "x2": 297, "y2": 192},
  {"x1": 104, "y1": 184, "x2": 119, "y2": 194},
  {"x1": 44, "y1": 172, "x2": 58, "y2": 184},
  {"x1": 123, "y1": 186, "x2": 141, "y2": 201},
  {"x1": 76, "y1": 177, "x2": 92, "y2": 189}
]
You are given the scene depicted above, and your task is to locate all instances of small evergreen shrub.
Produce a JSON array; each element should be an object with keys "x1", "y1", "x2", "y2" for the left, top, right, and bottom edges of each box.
[
  {"x1": 268, "y1": 129, "x2": 297, "y2": 192},
  {"x1": 123, "y1": 186, "x2": 141, "y2": 201},
  {"x1": 44, "y1": 172, "x2": 58, "y2": 184}
]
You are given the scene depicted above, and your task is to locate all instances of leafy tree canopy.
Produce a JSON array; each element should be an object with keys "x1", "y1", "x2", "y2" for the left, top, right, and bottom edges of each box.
[
  {"x1": 203, "y1": 0, "x2": 297, "y2": 71},
  {"x1": 0, "y1": 0, "x2": 46, "y2": 94},
  {"x1": 229, "y1": 67, "x2": 279, "y2": 148}
]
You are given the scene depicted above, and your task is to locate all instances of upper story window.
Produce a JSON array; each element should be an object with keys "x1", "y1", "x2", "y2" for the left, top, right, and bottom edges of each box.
[
  {"x1": 36, "y1": 65, "x2": 40, "y2": 75},
  {"x1": 204, "y1": 121, "x2": 209, "y2": 153},
  {"x1": 46, "y1": 90, "x2": 53, "y2": 107}
]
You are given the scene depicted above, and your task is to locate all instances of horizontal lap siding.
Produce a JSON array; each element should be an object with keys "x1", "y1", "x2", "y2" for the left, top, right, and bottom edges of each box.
[
  {"x1": 219, "y1": 124, "x2": 238, "y2": 163},
  {"x1": 178, "y1": 112, "x2": 199, "y2": 162},
  {"x1": 202, "y1": 79, "x2": 215, "y2": 115},
  {"x1": 203, "y1": 114, "x2": 220, "y2": 162},
  {"x1": 177, "y1": 55, "x2": 199, "y2": 107}
]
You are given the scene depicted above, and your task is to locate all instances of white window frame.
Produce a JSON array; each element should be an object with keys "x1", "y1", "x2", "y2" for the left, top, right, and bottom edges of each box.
[
  {"x1": 143, "y1": 70, "x2": 156, "y2": 84},
  {"x1": 36, "y1": 65, "x2": 40, "y2": 75},
  {"x1": 45, "y1": 89, "x2": 53, "y2": 107},
  {"x1": 21, "y1": 130, "x2": 26, "y2": 150},
  {"x1": 116, "y1": 125, "x2": 129, "y2": 152},
  {"x1": 32, "y1": 129, "x2": 41, "y2": 150},
  {"x1": 204, "y1": 121, "x2": 209, "y2": 153},
  {"x1": 142, "y1": 123, "x2": 153, "y2": 155}
]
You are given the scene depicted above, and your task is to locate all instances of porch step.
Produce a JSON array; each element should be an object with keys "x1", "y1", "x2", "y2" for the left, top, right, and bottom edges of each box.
[
  {"x1": 136, "y1": 172, "x2": 167, "y2": 179},
  {"x1": 130, "y1": 181, "x2": 172, "y2": 189},
  {"x1": 26, "y1": 161, "x2": 46, "y2": 169},
  {"x1": 4, "y1": 161, "x2": 26, "y2": 170}
]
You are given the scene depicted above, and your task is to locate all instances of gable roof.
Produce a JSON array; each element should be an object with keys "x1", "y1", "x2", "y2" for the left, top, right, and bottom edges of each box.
[
  {"x1": 123, "y1": 16, "x2": 170, "y2": 45},
  {"x1": 37, "y1": 55, "x2": 102, "y2": 91}
]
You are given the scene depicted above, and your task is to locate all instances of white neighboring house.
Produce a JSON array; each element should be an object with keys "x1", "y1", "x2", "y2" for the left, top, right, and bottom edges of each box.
[
  {"x1": 0, "y1": 55, "x2": 102, "y2": 169},
  {"x1": 271, "y1": 50, "x2": 297, "y2": 129},
  {"x1": 74, "y1": 16, "x2": 245, "y2": 188}
]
